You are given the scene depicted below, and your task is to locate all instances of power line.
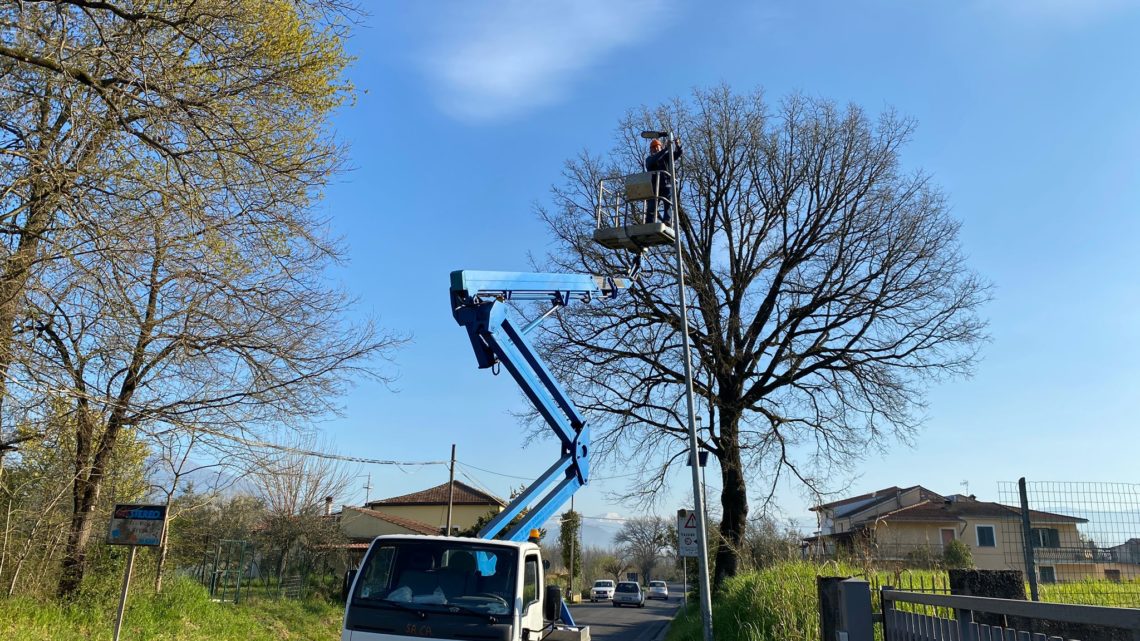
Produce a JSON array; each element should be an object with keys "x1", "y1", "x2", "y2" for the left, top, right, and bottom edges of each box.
[
  {"x1": 456, "y1": 460, "x2": 646, "y2": 482},
  {"x1": 174, "y1": 425, "x2": 450, "y2": 468}
]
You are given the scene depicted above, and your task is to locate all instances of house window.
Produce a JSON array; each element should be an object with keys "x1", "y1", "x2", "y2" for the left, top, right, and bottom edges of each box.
[
  {"x1": 1039, "y1": 566, "x2": 1056, "y2": 584},
  {"x1": 941, "y1": 528, "x2": 956, "y2": 546},
  {"x1": 976, "y1": 525, "x2": 996, "y2": 547},
  {"x1": 1030, "y1": 528, "x2": 1060, "y2": 548}
]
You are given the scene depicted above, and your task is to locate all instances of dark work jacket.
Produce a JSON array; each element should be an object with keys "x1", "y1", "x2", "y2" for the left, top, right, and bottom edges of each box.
[{"x1": 644, "y1": 142, "x2": 682, "y2": 175}]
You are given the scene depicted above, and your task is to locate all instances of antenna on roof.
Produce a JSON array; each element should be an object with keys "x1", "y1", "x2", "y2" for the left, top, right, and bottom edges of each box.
[{"x1": 960, "y1": 480, "x2": 969, "y2": 496}]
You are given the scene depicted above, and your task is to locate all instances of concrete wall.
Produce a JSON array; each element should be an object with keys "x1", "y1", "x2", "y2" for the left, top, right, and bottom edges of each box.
[
  {"x1": 870, "y1": 519, "x2": 1091, "y2": 575},
  {"x1": 871, "y1": 520, "x2": 961, "y2": 561},
  {"x1": 340, "y1": 509, "x2": 423, "y2": 538},
  {"x1": 1046, "y1": 562, "x2": 1135, "y2": 583}
]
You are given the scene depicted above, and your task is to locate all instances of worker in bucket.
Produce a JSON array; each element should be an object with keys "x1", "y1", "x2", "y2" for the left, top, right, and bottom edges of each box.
[{"x1": 645, "y1": 137, "x2": 682, "y2": 224}]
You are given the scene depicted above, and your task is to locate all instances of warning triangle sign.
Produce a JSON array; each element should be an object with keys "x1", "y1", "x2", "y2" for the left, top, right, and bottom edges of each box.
[{"x1": 683, "y1": 512, "x2": 697, "y2": 528}]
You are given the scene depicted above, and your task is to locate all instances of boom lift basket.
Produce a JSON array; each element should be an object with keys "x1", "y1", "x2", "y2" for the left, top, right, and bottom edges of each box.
[{"x1": 592, "y1": 171, "x2": 676, "y2": 251}]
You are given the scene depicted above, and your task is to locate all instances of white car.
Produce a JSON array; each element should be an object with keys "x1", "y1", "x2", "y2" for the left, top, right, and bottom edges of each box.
[
  {"x1": 647, "y1": 580, "x2": 669, "y2": 600},
  {"x1": 590, "y1": 579, "x2": 615, "y2": 602},
  {"x1": 612, "y1": 581, "x2": 645, "y2": 608}
]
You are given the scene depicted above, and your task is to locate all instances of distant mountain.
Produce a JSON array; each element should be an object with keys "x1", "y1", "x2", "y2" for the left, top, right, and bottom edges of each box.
[{"x1": 544, "y1": 515, "x2": 623, "y2": 549}]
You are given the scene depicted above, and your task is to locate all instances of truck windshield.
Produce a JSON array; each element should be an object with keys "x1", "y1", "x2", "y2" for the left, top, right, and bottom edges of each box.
[{"x1": 353, "y1": 540, "x2": 518, "y2": 616}]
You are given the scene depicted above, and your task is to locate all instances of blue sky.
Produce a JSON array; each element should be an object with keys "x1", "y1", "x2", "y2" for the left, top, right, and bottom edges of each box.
[{"x1": 314, "y1": 0, "x2": 1140, "y2": 537}]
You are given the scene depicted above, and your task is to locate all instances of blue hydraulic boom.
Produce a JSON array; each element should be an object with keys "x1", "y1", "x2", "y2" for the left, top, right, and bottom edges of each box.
[{"x1": 450, "y1": 270, "x2": 627, "y2": 625}]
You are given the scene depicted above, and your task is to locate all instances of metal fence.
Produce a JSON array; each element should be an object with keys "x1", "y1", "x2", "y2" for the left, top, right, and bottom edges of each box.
[
  {"x1": 881, "y1": 588, "x2": 1140, "y2": 641},
  {"x1": 998, "y1": 480, "x2": 1140, "y2": 608},
  {"x1": 194, "y1": 538, "x2": 344, "y2": 603}
]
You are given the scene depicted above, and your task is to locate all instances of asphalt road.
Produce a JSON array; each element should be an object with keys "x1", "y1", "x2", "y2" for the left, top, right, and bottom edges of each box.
[{"x1": 568, "y1": 585, "x2": 684, "y2": 641}]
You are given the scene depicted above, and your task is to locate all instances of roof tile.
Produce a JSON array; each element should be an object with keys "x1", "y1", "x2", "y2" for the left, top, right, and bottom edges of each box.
[
  {"x1": 345, "y1": 506, "x2": 440, "y2": 535},
  {"x1": 368, "y1": 480, "x2": 506, "y2": 508}
]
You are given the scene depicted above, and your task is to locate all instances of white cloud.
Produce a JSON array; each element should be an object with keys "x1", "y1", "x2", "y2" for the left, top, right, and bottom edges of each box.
[{"x1": 420, "y1": 0, "x2": 671, "y2": 121}]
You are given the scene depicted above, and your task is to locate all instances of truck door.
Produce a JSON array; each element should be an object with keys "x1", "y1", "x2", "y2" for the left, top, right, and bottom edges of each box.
[{"x1": 520, "y1": 554, "x2": 543, "y2": 636}]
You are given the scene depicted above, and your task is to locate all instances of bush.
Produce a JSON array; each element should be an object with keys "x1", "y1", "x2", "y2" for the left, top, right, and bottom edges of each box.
[{"x1": 942, "y1": 540, "x2": 974, "y2": 570}]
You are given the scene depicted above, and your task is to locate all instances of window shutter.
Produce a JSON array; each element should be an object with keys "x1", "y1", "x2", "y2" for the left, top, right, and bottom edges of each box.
[{"x1": 1048, "y1": 529, "x2": 1060, "y2": 548}]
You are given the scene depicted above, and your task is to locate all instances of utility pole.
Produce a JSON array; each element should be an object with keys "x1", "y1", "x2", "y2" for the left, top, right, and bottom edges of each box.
[
  {"x1": 446, "y1": 444, "x2": 456, "y2": 534},
  {"x1": 642, "y1": 127, "x2": 714, "y2": 641}
]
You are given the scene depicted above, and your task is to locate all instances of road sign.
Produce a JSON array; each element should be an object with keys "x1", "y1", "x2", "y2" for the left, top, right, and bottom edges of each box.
[
  {"x1": 677, "y1": 509, "x2": 699, "y2": 557},
  {"x1": 107, "y1": 504, "x2": 166, "y2": 546}
]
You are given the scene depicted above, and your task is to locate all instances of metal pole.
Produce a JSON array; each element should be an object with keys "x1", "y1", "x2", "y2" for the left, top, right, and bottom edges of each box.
[
  {"x1": 667, "y1": 132, "x2": 714, "y2": 641},
  {"x1": 683, "y1": 556, "x2": 689, "y2": 604},
  {"x1": 568, "y1": 496, "x2": 576, "y2": 600},
  {"x1": 113, "y1": 546, "x2": 137, "y2": 641},
  {"x1": 1018, "y1": 477, "x2": 1039, "y2": 601},
  {"x1": 446, "y1": 444, "x2": 456, "y2": 535},
  {"x1": 696, "y1": 417, "x2": 709, "y2": 523}
]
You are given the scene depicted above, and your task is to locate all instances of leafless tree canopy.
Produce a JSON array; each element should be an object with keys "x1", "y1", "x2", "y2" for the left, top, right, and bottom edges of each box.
[
  {"x1": 535, "y1": 87, "x2": 989, "y2": 584},
  {"x1": 614, "y1": 516, "x2": 669, "y2": 583}
]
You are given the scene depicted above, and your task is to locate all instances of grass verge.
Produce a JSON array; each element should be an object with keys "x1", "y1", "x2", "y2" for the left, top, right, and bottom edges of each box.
[{"x1": 0, "y1": 577, "x2": 343, "y2": 641}]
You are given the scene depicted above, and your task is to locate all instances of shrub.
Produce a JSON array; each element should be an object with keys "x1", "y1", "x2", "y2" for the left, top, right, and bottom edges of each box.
[{"x1": 942, "y1": 540, "x2": 974, "y2": 570}]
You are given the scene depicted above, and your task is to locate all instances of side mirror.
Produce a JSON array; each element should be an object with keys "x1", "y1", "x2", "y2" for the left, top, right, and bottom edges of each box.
[
  {"x1": 342, "y1": 569, "x2": 358, "y2": 601},
  {"x1": 543, "y1": 585, "x2": 563, "y2": 622},
  {"x1": 542, "y1": 559, "x2": 551, "y2": 571}
]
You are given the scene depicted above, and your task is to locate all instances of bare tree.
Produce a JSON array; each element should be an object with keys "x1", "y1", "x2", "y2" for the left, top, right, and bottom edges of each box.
[
  {"x1": 0, "y1": 1, "x2": 404, "y2": 596},
  {"x1": 535, "y1": 86, "x2": 989, "y2": 585},
  {"x1": 246, "y1": 435, "x2": 356, "y2": 581},
  {"x1": 614, "y1": 516, "x2": 669, "y2": 582},
  {"x1": 20, "y1": 205, "x2": 399, "y2": 595},
  {"x1": 600, "y1": 555, "x2": 630, "y2": 583},
  {"x1": 0, "y1": 0, "x2": 358, "y2": 473},
  {"x1": 147, "y1": 428, "x2": 238, "y2": 592}
]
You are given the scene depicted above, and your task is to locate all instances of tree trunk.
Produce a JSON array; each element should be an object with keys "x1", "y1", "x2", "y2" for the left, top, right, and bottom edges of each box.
[
  {"x1": 58, "y1": 411, "x2": 126, "y2": 597},
  {"x1": 713, "y1": 410, "x2": 748, "y2": 589},
  {"x1": 154, "y1": 503, "x2": 172, "y2": 593},
  {"x1": 57, "y1": 477, "x2": 99, "y2": 597}
]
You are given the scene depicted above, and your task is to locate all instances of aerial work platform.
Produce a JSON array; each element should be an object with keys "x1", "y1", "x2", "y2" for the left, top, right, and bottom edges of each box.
[{"x1": 593, "y1": 170, "x2": 677, "y2": 251}]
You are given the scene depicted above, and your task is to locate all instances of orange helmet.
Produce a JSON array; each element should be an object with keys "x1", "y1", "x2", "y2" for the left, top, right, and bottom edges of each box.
[{"x1": 649, "y1": 139, "x2": 663, "y2": 152}]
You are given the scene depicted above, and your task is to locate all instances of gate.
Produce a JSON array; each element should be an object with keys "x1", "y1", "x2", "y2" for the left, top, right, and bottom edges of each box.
[
  {"x1": 819, "y1": 579, "x2": 1140, "y2": 641},
  {"x1": 881, "y1": 588, "x2": 1140, "y2": 641}
]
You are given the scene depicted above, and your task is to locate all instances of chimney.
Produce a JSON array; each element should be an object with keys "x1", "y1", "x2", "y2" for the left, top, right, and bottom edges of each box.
[{"x1": 324, "y1": 496, "x2": 334, "y2": 516}]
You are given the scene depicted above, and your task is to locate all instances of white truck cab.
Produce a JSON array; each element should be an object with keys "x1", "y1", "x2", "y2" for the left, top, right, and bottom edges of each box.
[{"x1": 343, "y1": 535, "x2": 588, "y2": 641}]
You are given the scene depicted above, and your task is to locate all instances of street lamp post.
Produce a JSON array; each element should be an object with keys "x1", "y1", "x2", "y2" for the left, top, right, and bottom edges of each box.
[
  {"x1": 643, "y1": 128, "x2": 714, "y2": 641},
  {"x1": 695, "y1": 416, "x2": 709, "y2": 520}
]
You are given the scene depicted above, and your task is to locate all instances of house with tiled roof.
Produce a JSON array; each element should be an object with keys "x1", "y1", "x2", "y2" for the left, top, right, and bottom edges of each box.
[
  {"x1": 804, "y1": 486, "x2": 1130, "y2": 584},
  {"x1": 332, "y1": 481, "x2": 508, "y2": 562},
  {"x1": 361, "y1": 480, "x2": 506, "y2": 536}
]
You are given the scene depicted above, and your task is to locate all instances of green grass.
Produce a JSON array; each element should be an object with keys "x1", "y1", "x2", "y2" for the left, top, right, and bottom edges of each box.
[
  {"x1": 664, "y1": 563, "x2": 1140, "y2": 641},
  {"x1": 666, "y1": 561, "x2": 845, "y2": 641},
  {"x1": 0, "y1": 577, "x2": 343, "y2": 641},
  {"x1": 1040, "y1": 579, "x2": 1140, "y2": 608}
]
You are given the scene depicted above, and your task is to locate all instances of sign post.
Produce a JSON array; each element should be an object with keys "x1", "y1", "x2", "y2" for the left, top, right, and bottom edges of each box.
[
  {"x1": 677, "y1": 509, "x2": 699, "y2": 607},
  {"x1": 108, "y1": 504, "x2": 167, "y2": 641},
  {"x1": 677, "y1": 509, "x2": 699, "y2": 558}
]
